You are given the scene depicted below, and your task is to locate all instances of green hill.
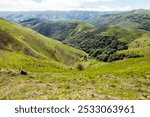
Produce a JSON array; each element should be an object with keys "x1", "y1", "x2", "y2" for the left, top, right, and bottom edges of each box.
[
  {"x1": 0, "y1": 18, "x2": 86, "y2": 65},
  {"x1": 88, "y1": 9, "x2": 150, "y2": 29},
  {"x1": 20, "y1": 19, "x2": 130, "y2": 62},
  {"x1": 0, "y1": 11, "x2": 150, "y2": 100},
  {"x1": 20, "y1": 15, "x2": 150, "y2": 62},
  {"x1": 95, "y1": 25, "x2": 150, "y2": 43},
  {"x1": 20, "y1": 19, "x2": 95, "y2": 41},
  {"x1": 0, "y1": 50, "x2": 150, "y2": 100}
]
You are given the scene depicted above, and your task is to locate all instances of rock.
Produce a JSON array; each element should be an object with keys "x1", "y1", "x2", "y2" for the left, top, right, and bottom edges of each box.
[{"x1": 20, "y1": 69, "x2": 27, "y2": 75}]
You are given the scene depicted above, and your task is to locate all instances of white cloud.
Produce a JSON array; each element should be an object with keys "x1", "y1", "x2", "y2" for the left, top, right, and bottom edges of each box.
[
  {"x1": 80, "y1": 0, "x2": 113, "y2": 2},
  {"x1": 0, "y1": 0, "x2": 129, "y2": 11},
  {"x1": 77, "y1": 6, "x2": 131, "y2": 11},
  {"x1": 0, "y1": 0, "x2": 80, "y2": 11}
]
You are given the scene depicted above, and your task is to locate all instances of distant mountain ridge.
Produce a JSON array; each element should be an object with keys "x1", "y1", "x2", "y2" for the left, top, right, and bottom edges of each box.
[
  {"x1": 20, "y1": 18, "x2": 95, "y2": 41},
  {"x1": 0, "y1": 10, "x2": 118, "y2": 22},
  {"x1": 88, "y1": 9, "x2": 150, "y2": 29}
]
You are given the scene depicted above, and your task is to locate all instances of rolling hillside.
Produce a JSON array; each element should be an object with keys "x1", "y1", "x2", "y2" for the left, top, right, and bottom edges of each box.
[
  {"x1": 20, "y1": 19, "x2": 95, "y2": 41},
  {"x1": 20, "y1": 13, "x2": 150, "y2": 62},
  {"x1": 0, "y1": 18, "x2": 86, "y2": 65},
  {"x1": 0, "y1": 10, "x2": 150, "y2": 100},
  {"x1": 0, "y1": 48, "x2": 150, "y2": 100},
  {"x1": 88, "y1": 9, "x2": 150, "y2": 29}
]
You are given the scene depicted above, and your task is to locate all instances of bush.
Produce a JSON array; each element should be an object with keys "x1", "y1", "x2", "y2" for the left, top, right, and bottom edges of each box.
[
  {"x1": 96, "y1": 54, "x2": 109, "y2": 62},
  {"x1": 103, "y1": 48, "x2": 116, "y2": 55},
  {"x1": 108, "y1": 53, "x2": 125, "y2": 62},
  {"x1": 125, "y1": 52, "x2": 144, "y2": 58},
  {"x1": 77, "y1": 63, "x2": 84, "y2": 71},
  {"x1": 90, "y1": 49, "x2": 103, "y2": 57},
  {"x1": 117, "y1": 43, "x2": 128, "y2": 50}
]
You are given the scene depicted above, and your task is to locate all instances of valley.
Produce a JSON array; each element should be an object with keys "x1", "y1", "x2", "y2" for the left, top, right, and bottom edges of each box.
[{"x1": 0, "y1": 10, "x2": 150, "y2": 100}]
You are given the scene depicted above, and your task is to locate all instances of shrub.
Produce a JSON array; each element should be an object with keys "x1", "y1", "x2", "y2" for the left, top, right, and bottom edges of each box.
[
  {"x1": 108, "y1": 53, "x2": 125, "y2": 62},
  {"x1": 96, "y1": 54, "x2": 109, "y2": 62},
  {"x1": 103, "y1": 48, "x2": 116, "y2": 55},
  {"x1": 125, "y1": 52, "x2": 144, "y2": 58},
  {"x1": 90, "y1": 49, "x2": 103, "y2": 57},
  {"x1": 77, "y1": 63, "x2": 84, "y2": 71},
  {"x1": 83, "y1": 55, "x2": 88, "y2": 61}
]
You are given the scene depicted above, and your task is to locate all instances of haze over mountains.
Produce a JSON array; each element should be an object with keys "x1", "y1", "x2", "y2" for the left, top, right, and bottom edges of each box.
[{"x1": 0, "y1": 11, "x2": 118, "y2": 22}]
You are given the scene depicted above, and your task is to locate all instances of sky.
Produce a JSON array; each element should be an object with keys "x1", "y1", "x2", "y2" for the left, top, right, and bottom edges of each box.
[{"x1": 0, "y1": 0, "x2": 150, "y2": 11}]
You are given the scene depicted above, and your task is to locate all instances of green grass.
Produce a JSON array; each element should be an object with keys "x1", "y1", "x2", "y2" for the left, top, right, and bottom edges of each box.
[
  {"x1": 129, "y1": 33, "x2": 150, "y2": 47},
  {"x1": 100, "y1": 25, "x2": 149, "y2": 44},
  {"x1": 118, "y1": 46, "x2": 150, "y2": 56},
  {"x1": 0, "y1": 18, "x2": 150, "y2": 100},
  {"x1": 73, "y1": 20, "x2": 95, "y2": 32},
  {"x1": 116, "y1": 21, "x2": 140, "y2": 30},
  {"x1": 0, "y1": 18, "x2": 86, "y2": 65},
  {"x1": 0, "y1": 49, "x2": 149, "y2": 100},
  {"x1": 0, "y1": 50, "x2": 68, "y2": 72}
]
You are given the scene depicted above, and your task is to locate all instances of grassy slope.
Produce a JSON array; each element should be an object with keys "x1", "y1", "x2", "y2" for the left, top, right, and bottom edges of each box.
[
  {"x1": 20, "y1": 19, "x2": 95, "y2": 42},
  {"x1": 20, "y1": 17, "x2": 150, "y2": 54},
  {"x1": 0, "y1": 50, "x2": 67, "y2": 72},
  {"x1": 96, "y1": 25, "x2": 150, "y2": 44},
  {"x1": 0, "y1": 51, "x2": 149, "y2": 99},
  {"x1": 88, "y1": 9, "x2": 150, "y2": 28},
  {"x1": 0, "y1": 38, "x2": 150, "y2": 99},
  {"x1": 0, "y1": 16, "x2": 150, "y2": 100},
  {"x1": 0, "y1": 18, "x2": 86, "y2": 65}
]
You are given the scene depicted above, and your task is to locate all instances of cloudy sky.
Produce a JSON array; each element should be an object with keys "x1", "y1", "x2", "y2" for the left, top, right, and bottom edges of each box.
[{"x1": 0, "y1": 0, "x2": 150, "y2": 11}]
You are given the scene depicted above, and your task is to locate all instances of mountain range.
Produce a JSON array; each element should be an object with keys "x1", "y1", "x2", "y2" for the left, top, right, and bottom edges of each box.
[
  {"x1": 0, "y1": 9, "x2": 150, "y2": 100},
  {"x1": 20, "y1": 9, "x2": 150, "y2": 62},
  {"x1": 0, "y1": 11, "x2": 118, "y2": 22}
]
